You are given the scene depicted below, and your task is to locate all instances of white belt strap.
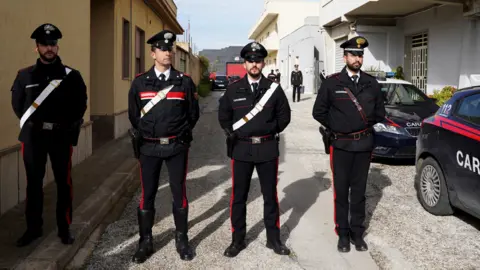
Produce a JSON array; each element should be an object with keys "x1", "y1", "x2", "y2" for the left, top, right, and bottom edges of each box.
[
  {"x1": 232, "y1": 82, "x2": 278, "y2": 131},
  {"x1": 140, "y1": 85, "x2": 174, "y2": 118},
  {"x1": 20, "y1": 67, "x2": 72, "y2": 128}
]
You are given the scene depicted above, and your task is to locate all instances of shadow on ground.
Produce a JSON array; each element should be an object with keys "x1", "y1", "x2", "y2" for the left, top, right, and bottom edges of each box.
[{"x1": 246, "y1": 171, "x2": 331, "y2": 244}]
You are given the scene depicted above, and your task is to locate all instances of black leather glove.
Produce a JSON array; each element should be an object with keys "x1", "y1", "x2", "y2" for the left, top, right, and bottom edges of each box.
[{"x1": 223, "y1": 128, "x2": 237, "y2": 140}]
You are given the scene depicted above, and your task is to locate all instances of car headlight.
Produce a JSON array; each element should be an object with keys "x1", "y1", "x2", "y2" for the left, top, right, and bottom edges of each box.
[{"x1": 373, "y1": 123, "x2": 403, "y2": 134}]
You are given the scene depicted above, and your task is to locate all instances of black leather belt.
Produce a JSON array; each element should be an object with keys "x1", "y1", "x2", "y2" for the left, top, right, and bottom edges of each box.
[
  {"x1": 237, "y1": 135, "x2": 277, "y2": 144},
  {"x1": 334, "y1": 129, "x2": 371, "y2": 140},
  {"x1": 143, "y1": 136, "x2": 178, "y2": 145},
  {"x1": 28, "y1": 121, "x2": 69, "y2": 130}
]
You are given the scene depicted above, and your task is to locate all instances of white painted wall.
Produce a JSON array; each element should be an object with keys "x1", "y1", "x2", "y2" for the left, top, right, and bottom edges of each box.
[
  {"x1": 320, "y1": 4, "x2": 480, "y2": 94},
  {"x1": 252, "y1": 1, "x2": 320, "y2": 46},
  {"x1": 319, "y1": 0, "x2": 370, "y2": 26},
  {"x1": 252, "y1": 0, "x2": 321, "y2": 77}
]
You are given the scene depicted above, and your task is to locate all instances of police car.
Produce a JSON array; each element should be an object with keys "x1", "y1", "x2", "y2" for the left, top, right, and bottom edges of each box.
[
  {"x1": 415, "y1": 86, "x2": 480, "y2": 218},
  {"x1": 369, "y1": 72, "x2": 440, "y2": 159}
]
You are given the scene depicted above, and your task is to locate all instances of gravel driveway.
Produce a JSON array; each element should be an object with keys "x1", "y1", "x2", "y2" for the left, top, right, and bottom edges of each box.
[{"x1": 84, "y1": 92, "x2": 480, "y2": 270}]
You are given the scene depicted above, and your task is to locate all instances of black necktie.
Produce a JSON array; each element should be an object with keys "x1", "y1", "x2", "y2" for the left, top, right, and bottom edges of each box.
[
  {"x1": 159, "y1": 74, "x2": 166, "y2": 81},
  {"x1": 252, "y1": 82, "x2": 259, "y2": 95},
  {"x1": 352, "y1": 75, "x2": 359, "y2": 90}
]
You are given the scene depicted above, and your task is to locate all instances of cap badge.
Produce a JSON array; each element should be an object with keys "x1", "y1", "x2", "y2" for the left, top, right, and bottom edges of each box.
[
  {"x1": 356, "y1": 37, "x2": 366, "y2": 48},
  {"x1": 44, "y1": 24, "x2": 55, "y2": 35},
  {"x1": 251, "y1": 42, "x2": 260, "y2": 51}
]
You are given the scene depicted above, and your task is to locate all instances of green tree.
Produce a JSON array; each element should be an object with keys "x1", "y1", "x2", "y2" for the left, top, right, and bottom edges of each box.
[
  {"x1": 432, "y1": 86, "x2": 457, "y2": 106},
  {"x1": 394, "y1": 66, "x2": 405, "y2": 80},
  {"x1": 198, "y1": 55, "x2": 210, "y2": 76}
]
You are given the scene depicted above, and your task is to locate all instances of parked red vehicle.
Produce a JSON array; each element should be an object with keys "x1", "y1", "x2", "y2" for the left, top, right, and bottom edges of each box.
[{"x1": 226, "y1": 62, "x2": 246, "y2": 81}]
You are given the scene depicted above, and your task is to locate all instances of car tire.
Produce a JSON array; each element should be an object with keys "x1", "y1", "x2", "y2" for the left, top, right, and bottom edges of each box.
[{"x1": 415, "y1": 157, "x2": 454, "y2": 216}]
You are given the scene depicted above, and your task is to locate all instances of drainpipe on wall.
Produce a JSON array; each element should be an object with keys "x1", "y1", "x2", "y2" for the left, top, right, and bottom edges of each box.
[{"x1": 130, "y1": 0, "x2": 133, "y2": 82}]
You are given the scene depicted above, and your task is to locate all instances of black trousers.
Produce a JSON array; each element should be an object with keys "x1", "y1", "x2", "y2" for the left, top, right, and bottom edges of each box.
[
  {"x1": 292, "y1": 85, "x2": 301, "y2": 101},
  {"x1": 22, "y1": 133, "x2": 73, "y2": 233},
  {"x1": 329, "y1": 146, "x2": 371, "y2": 238},
  {"x1": 229, "y1": 158, "x2": 280, "y2": 240},
  {"x1": 138, "y1": 149, "x2": 189, "y2": 231}
]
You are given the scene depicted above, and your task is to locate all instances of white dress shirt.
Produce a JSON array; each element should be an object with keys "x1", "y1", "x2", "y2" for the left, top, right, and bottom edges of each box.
[
  {"x1": 247, "y1": 77, "x2": 261, "y2": 92},
  {"x1": 154, "y1": 66, "x2": 171, "y2": 80}
]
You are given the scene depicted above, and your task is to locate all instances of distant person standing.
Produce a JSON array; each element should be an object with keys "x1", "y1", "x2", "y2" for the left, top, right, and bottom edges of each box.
[
  {"x1": 275, "y1": 69, "x2": 281, "y2": 83},
  {"x1": 267, "y1": 69, "x2": 277, "y2": 81},
  {"x1": 291, "y1": 64, "x2": 303, "y2": 102}
]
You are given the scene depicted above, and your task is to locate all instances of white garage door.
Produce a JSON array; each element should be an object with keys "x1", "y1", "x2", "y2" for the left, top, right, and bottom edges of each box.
[{"x1": 335, "y1": 37, "x2": 348, "y2": 72}]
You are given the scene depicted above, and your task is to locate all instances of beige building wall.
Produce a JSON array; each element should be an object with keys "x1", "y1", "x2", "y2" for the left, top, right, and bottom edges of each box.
[
  {"x1": 92, "y1": 0, "x2": 183, "y2": 147},
  {"x1": 0, "y1": 0, "x2": 92, "y2": 215},
  {"x1": 0, "y1": 0, "x2": 186, "y2": 216}
]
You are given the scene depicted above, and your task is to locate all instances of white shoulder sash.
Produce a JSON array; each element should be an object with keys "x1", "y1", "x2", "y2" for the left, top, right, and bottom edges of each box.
[
  {"x1": 20, "y1": 67, "x2": 72, "y2": 128},
  {"x1": 232, "y1": 82, "x2": 278, "y2": 131},
  {"x1": 140, "y1": 85, "x2": 174, "y2": 118}
]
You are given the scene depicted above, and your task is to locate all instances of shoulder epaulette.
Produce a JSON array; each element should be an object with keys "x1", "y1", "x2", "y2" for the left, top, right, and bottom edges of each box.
[
  {"x1": 18, "y1": 65, "x2": 34, "y2": 74},
  {"x1": 326, "y1": 72, "x2": 340, "y2": 79},
  {"x1": 231, "y1": 78, "x2": 242, "y2": 84},
  {"x1": 135, "y1": 72, "x2": 146, "y2": 78}
]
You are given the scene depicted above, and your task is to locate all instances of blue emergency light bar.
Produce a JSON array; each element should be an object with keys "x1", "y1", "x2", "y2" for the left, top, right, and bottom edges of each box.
[{"x1": 365, "y1": 71, "x2": 396, "y2": 81}]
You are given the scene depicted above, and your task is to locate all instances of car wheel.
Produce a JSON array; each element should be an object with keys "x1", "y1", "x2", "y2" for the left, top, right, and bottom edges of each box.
[{"x1": 415, "y1": 157, "x2": 454, "y2": 215}]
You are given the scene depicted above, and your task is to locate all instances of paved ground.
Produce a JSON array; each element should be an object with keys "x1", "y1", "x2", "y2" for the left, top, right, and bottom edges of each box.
[
  {"x1": 0, "y1": 135, "x2": 133, "y2": 269},
  {"x1": 84, "y1": 91, "x2": 480, "y2": 270}
]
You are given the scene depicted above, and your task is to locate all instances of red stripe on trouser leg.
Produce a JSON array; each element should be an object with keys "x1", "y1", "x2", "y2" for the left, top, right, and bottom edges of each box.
[
  {"x1": 21, "y1": 143, "x2": 28, "y2": 210},
  {"x1": 230, "y1": 159, "x2": 235, "y2": 232},
  {"x1": 329, "y1": 146, "x2": 338, "y2": 235},
  {"x1": 66, "y1": 145, "x2": 73, "y2": 225},
  {"x1": 181, "y1": 150, "x2": 189, "y2": 208},
  {"x1": 275, "y1": 158, "x2": 280, "y2": 228},
  {"x1": 139, "y1": 161, "x2": 145, "y2": 210}
]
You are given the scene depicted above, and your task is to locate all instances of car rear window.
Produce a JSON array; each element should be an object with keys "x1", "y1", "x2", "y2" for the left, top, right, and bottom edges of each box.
[{"x1": 216, "y1": 76, "x2": 227, "y2": 80}]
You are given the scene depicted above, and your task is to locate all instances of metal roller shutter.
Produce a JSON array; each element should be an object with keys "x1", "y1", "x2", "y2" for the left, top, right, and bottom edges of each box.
[{"x1": 335, "y1": 37, "x2": 348, "y2": 72}]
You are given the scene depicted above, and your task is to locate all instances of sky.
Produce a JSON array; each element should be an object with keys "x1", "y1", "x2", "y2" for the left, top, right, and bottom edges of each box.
[{"x1": 173, "y1": 0, "x2": 264, "y2": 51}]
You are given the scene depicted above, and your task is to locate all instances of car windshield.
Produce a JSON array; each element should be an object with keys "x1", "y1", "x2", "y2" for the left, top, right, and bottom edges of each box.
[
  {"x1": 216, "y1": 76, "x2": 227, "y2": 81},
  {"x1": 381, "y1": 83, "x2": 429, "y2": 105}
]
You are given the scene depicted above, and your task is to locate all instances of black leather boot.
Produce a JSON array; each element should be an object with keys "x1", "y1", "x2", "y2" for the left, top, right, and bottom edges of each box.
[
  {"x1": 58, "y1": 228, "x2": 75, "y2": 245},
  {"x1": 16, "y1": 229, "x2": 43, "y2": 247},
  {"x1": 223, "y1": 232, "x2": 246, "y2": 258},
  {"x1": 350, "y1": 235, "x2": 368, "y2": 251},
  {"x1": 132, "y1": 208, "x2": 155, "y2": 263},
  {"x1": 173, "y1": 207, "x2": 194, "y2": 261},
  {"x1": 337, "y1": 235, "x2": 351, "y2": 253},
  {"x1": 266, "y1": 230, "x2": 290, "y2": 255}
]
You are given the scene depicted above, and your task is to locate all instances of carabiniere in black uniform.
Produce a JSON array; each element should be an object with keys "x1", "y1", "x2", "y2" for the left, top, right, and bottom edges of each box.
[
  {"x1": 11, "y1": 23, "x2": 87, "y2": 247},
  {"x1": 127, "y1": 30, "x2": 200, "y2": 263},
  {"x1": 218, "y1": 41, "x2": 291, "y2": 258},
  {"x1": 312, "y1": 36, "x2": 385, "y2": 253}
]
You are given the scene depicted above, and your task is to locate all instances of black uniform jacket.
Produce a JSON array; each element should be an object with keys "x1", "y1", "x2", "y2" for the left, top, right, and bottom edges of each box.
[
  {"x1": 128, "y1": 66, "x2": 200, "y2": 158},
  {"x1": 312, "y1": 67, "x2": 386, "y2": 152},
  {"x1": 291, "y1": 70, "x2": 303, "y2": 86},
  {"x1": 218, "y1": 75, "x2": 291, "y2": 162},
  {"x1": 11, "y1": 57, "x2": 88, "y2": 143}
]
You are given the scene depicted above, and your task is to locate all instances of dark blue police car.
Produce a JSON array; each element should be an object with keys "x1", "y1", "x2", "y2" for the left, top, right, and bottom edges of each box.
[
  {"x1": 415, "y1": 86, "x2": 480, "y2": 218},
  {"x1": 370, "y1": 73, "x2": 440, "y2": 159}
]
